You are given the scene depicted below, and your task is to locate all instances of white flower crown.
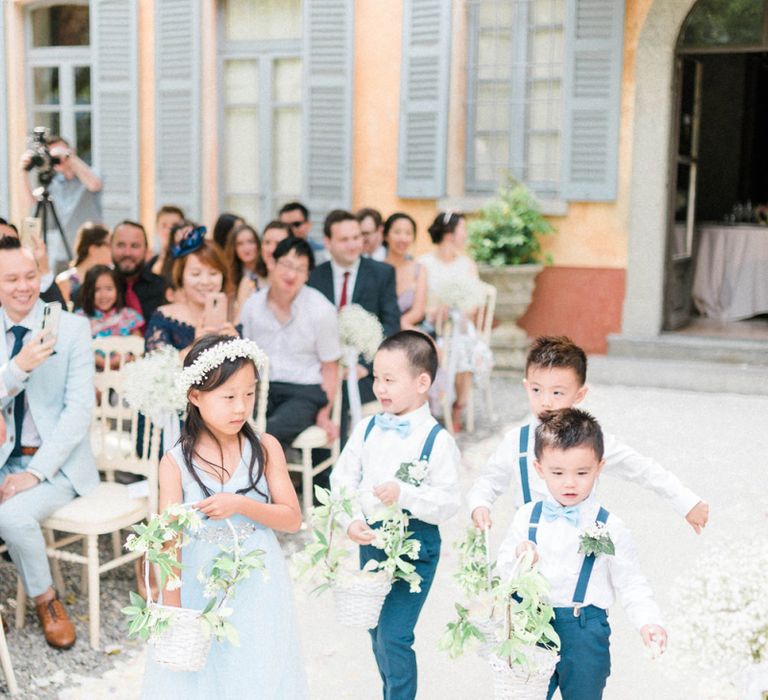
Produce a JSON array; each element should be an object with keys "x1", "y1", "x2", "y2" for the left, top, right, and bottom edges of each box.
[{"x1": 176, "y1": 338, "x2": 269, "y2": 399}]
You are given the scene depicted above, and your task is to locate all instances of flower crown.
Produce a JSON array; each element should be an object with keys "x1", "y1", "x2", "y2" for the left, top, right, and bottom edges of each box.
[
  {"x1": 171, "y1": 225, "x2": 207, "y2": 259},
  {"x1": 176, "y1": 338, "x2": 268, "y2": 398}
]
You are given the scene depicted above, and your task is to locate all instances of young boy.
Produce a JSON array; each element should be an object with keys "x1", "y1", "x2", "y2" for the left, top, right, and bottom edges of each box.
[
  {"x1": 331, "y1": 330, "x2": 461, "y2": 700},
  {"x1": 468, "y1": 336, "x2": 709, "y2": 532},
  {"x1": 497, "y1": 409, "x2": 667, "y2": 699}
]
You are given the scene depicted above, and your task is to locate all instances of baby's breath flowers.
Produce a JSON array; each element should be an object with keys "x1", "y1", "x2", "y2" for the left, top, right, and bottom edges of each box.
[{"x1": 337, "y1": 304, "x2": 384, "y2": 363}]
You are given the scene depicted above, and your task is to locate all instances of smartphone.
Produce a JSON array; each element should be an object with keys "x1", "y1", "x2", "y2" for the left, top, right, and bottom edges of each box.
[
  {"x1": 20, "y1": 217, "x2": 42, "y2": 249},
  {"x1": 40, "y1": 301, "x2": 62, "y2": 341},
  {"x1": 204, "y1": 292, "x2": 228, "y2": 328}
]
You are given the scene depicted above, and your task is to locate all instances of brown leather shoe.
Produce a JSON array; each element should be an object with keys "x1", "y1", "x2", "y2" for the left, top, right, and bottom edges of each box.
[{"x1": 35, "y1": 597, "x2": 76, "y2": 649}]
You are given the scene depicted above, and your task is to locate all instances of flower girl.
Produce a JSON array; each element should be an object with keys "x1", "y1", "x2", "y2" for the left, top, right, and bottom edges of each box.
[{"x1": 142, "y1": 335, "x2": 308, "y2": 699}]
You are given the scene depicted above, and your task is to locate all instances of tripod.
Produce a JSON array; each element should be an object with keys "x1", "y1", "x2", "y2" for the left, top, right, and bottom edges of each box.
[{"x1": 32, "y1": 184, "x2": 72, "y2": 261}]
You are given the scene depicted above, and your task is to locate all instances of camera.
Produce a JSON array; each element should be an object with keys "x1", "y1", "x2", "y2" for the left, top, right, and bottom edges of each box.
[{"x1": 23, "y1": 127, "x2": 61, "y2": 185}]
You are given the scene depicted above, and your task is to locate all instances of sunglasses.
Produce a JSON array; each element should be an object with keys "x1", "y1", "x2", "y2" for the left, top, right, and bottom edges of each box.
[{"x1": 288, "y1": 221, "x2": 305, "y2": 229}]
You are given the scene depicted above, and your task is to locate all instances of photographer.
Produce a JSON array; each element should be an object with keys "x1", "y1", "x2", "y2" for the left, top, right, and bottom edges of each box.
[{"x1": 20, "y1": 135, "x2": 103, "y2": 269}]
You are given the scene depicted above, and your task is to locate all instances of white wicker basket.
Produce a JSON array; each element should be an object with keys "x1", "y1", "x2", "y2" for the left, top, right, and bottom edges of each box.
[
  {"x1": 332, "y1": 570, "x2": 393, "y2": 629},
  {"x1": 469, "y1": 616, "x2": 503, "y2": 660},
  {"x1": 149, "y1": 604, "x2": 212, "y2": 672},
  {"x1": 488, "y1": 648, "x2": 559, "y2": 700}
]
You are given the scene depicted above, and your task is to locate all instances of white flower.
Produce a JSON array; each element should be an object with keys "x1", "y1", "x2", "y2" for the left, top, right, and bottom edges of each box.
[
  {"x1": 121, "y1": 345, "x2": 185, "y2": 416},
  {"x1": 337, "y1": 304, "x2": 384, "y2": 362},
  {"x1": 409, "y1": 460, "x2": 429, "y2": 481},
  {"x1": 583, "y1": 522, "x2": 610, "y2": 539},
  {"x1": 431, "y1": 277, "x2": 484, "y2": 312},
  {"x1": 165, "y1": 577, "x2": 182, "y2": 591}
]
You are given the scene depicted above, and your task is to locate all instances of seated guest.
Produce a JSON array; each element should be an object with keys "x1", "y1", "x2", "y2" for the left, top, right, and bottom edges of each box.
[
  {"x1": 383, "y1": 212, "x2": 428, "y2": 329},
  {"x1": 241, "y1": 237, "x2": 340, "y2": 447},
  {"x1": 279, "y1": 201, "x2": 328, "y2": 265},
  {"x1": 157, "y1": 220, "x2": 195, "y2": 291},
  {"x1": 259, "y1": 220, "x2": 292, "y2": 285},
  {"x1": 56, "y1": 222, "x2": 112, "y2": 307},
  {"x1": 148, "y1": 205, "x2": 185, "y2": 276},
  {"x1": 111, "y1": 220, "x2": 168, "y2": 323},
  {"x1": 0, "y1": 236, "x2": 98, "y2": 649},
  {"x1": 145, "y1": 227, "x2": 237, "y2": 355},
  {"x1": 356, "y1": 207, "x2": 387, "y2": 261},
  {"x1": 224, "y1": 223, "x2": 262, "y2": 309},
  {"x1": 76, "y1": 265, "x2": 144, "y2": 338},
  {"x1": 212, "y1": 212, "x2": 243, "y2": 250}
]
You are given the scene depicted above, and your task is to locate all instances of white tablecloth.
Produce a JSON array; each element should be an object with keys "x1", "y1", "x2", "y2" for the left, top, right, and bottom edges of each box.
[{"x1": 692, "y1": 224, "x2": 768, "y2": 321}]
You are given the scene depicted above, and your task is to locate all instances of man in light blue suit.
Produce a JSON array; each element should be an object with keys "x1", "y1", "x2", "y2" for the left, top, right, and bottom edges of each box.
[{"x1": 0, "y1": 236, "x2": 98, "y2": 649}]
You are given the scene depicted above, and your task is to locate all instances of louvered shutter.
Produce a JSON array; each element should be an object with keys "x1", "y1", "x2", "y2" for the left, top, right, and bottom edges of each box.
[
  {"x1": 92, "y1": 0, "x2": 139, "y2": 225},
  {"x1": 397, "y1": 0, "x2": 452, "y2": 199},
  {"x1": 0, "y1": 7, "x2": 8, "y2": 217},
  {"x1": 304, "y1": 0, "x2": 354, "y2": 227},
  {"x1": 155, "y1": 0, "x2": 201, "y2": 220},
  {"x1": 561, "y1": 0, "x2": 625, "y2": 201}
]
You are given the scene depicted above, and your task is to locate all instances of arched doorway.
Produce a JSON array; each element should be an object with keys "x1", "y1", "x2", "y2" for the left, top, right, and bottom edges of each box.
[{"x1": 664, "y1": 0, "x2": 768, "y2": 334}]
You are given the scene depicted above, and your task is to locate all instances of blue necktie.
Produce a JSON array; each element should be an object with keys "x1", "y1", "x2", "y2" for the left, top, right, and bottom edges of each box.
[
  {"x1": 374, "y1": 413, "x2": 411, "y2": 439},
  {"x1": 542, "y1": 501, "x2": 580, "y2": 528},
  {"x1": 10, "y1": 326, "x2": 27, "y2": 458}
]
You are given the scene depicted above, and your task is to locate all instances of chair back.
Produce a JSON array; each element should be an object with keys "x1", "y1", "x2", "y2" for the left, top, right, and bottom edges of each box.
[
  {"x1": 92, "y1": 336, "x2": 145, "y2": 377},
  {"x1": 253, "y1": 356, "x2": 269, "y2": 434},
  {"x1": 475, "y1": 281, "x2": 497, "y2": 345}
]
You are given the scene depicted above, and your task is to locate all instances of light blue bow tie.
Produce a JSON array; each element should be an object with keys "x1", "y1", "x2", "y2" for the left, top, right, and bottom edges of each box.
[
  {"x1": 542, "y1": 501, "x2": 581, "y2": 528},
  {"x1": 375, "y1": 413, "x2": 411, "y2": 438}
]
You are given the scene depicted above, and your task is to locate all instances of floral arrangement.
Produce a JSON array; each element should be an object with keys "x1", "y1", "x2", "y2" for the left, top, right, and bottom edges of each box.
[
  {"x1": 431, "y1": 276, "x2": 485, "y2": 313},
  {"x1": 121, "y1": 345, "x2": 185, "y2": 418},
  {"x1": 367, "y1": 508, "x2": 423, "y2": 593},
  {"x1": 578, "y1": 522, "x2": 615, "y2": 557},
  {"x1": 667, "y1": 538, "x2": 768, "y2": 685},
  {"x1": 337, "y1": 304, "x2": 384, "y2": 363},
  {"x1": 122, "y1": 503, "x2": 266, "y2": 645},
  {"x1": 394, "y1": 459, "x2": 430, "y2": 487}
]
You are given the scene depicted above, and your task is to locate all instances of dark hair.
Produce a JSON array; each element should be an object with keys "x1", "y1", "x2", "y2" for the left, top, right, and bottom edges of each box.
[
  {"x1": 159, "y1": 220, "x2": 194, "y2": 283},
  {"x1": 72, "y1": 222, "x2": 109, "y2": 266},
  {"x1": 377, "y1": 330, "x2": 438, "y2": 383},
  {"x1": 356, "y1": 207, "x2": 382, "y2": 229},
  {"x1": 323, "y1": 209, "x2": 357, "y2": 239},
  {"x1": 113, "y1": 220, "x2": 148, "y2": 246},
  {"x1": 0, "y1": 236, "x2": 22, "y2": 251},
  {"x1": 383, "y1": 212, "x2": 417, "y2": 240},
  {"x1": 258, "y1": 221, "x2": 293, "y2": 277},
  {"x1": 273, "y1": 237, "x2": 315, "y2": 271},
  {"x1": 212, "y1": 213, "x2": 242, "y2": 250},
  {"x1": 180, "y1": 335, "x2": 268, "y2": 500},
  {"x1": 78, "y1": 264, "x2": 124, "y2": 316},
  {"x1": 171, "y1": 239, "x2": 234, "y2": 294},
  {"x1": 224, "y1": 223, "x2": 261, "y2": 287},
  {"x1": 534, "y1": 408, "x2": 604, "y2": 461},
  {"x1": 525, "y1": 335, "x2": 588, "y2": 386},
  {"x1": 156, "y1": 205, "x2": 185, "y2": 222},
  {"x1": 427, "y1": 211, "x2": 464, "y2": 244},
  {"x1": 279, "y1": 201, "x2": 309, "y2": 221},
  {"x1": 0, "y1": 218, "x2": 19, "y2": 236}
]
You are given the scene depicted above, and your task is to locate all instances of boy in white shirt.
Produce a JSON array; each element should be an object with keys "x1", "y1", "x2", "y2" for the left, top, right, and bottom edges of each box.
[
  {"x1": 497, "y1": 409, "x2": 667, "y2": 699},
  {"x1": 331, "y1": 330, "x2": 461, "y2": 700},
  {"x1": 469, "y1": 336, "x2": 709, "y2": 532}
]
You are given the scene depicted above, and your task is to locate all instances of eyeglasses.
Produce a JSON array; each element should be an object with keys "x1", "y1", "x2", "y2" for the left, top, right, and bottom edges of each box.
[
  {"x1": 288, "y1": 221, "x2": 305, "y2": 230},
  {"x1": 276, "y1": 258, "x2": 309, "y2": 275}
]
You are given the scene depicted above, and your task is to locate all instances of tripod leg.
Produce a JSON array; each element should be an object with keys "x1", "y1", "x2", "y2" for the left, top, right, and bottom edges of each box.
[{"x1": 46, "y1": 199, "x2": 72, "y2": 260}]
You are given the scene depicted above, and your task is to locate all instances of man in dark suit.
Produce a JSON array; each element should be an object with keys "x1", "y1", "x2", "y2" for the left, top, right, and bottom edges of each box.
[{"x1": 308, "y1": 209, "x2": 400, "y2": 439}]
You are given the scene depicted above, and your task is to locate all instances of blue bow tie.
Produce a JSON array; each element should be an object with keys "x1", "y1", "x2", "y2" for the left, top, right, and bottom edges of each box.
[
  {"x1": 375, "y1": 413, "x2": 411, "y2": 438},
  {"x1": 542, "y1": 501, "x2": 581, "y2": 528}
]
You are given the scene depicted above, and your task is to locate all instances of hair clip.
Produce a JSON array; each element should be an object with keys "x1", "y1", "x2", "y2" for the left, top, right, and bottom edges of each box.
[
  {"x1": 171, "y1": 226, "x2": 207, "y2": 259},
  {"x1": 443, "y1": 210, "x2": 455, "y2": 225}
]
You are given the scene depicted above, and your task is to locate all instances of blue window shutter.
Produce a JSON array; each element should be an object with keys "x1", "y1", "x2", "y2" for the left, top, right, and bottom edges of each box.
[
  {"x1": 92, "y1": 0, "x2": 139, "y2": 225},
  {"x1": 0, "y1": 7, "x2": 8, "y2": 217},
  {"x1": 397, "y1": 0, "x2": 452, "y2": 199},
  {"x1": 155, "y1": 0, "x2": 201, "y2": 220},
  {"x1": 304, "y1": 0, "x2": 354, "y2": 226},
  {"x1": 561, "y1": 0, "x2": 625, "y2": 201}
]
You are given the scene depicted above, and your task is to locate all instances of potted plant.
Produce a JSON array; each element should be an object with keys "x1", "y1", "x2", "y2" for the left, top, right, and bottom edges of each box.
[{"x1": 468, "y1": 182, "x2": 554, "y2": 369}]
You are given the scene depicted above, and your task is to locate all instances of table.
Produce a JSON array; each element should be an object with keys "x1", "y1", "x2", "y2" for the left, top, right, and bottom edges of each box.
[{"x1": 692, "y1": 223, "x2": 768, "y2": 321}]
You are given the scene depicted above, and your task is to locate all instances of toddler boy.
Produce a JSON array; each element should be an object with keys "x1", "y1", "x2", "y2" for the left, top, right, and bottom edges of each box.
[{"x1": 331, "y1": 330, "x2": 460, "y2": 700}]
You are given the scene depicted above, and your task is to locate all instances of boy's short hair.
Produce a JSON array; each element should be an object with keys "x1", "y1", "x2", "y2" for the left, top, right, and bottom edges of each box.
[
  {"x1": 378, "y1": 330, "x2": 438, "y2": 383},
  {"x1": 534, "y1": 408, "x2": 604, "y2": 460},
  {"x1": 525, "y1": 335, "x2": 588, "y2": 386},
  {"x1": 156, "y1": 205, "x2": 185, "y2": 221},
  {"x1": 273, "y1": 236, "x2": 315, "y2": 271}
]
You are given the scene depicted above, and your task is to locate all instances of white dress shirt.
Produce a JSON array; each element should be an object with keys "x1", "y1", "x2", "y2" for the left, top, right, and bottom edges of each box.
[
  {"x1": 497, "y1": 495, "x2": 663, "y2": 630},
  {"x1": 240, "y1": 285, "x2": 341, "y2": 385},
  {"x1": 331, "y1": 402, "x2": 461, "y2": 528},
  {"x1": 330, "y1": 258, "x2": 361, "y2": 307},
  {"x1": 466, "y1": 414, "x2": 701, "y2": 517}
]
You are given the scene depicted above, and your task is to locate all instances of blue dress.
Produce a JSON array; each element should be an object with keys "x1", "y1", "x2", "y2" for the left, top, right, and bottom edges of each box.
[{"x1": 142, "y1": 442, "x2": 309, "y2": 699}]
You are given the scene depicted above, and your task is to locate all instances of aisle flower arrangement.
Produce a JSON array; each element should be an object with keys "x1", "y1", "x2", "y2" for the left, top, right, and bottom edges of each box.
[
  {"x1": 337, "y1": 304, "x2": 384, "y2": 363},
  {"x1": 120, "y1": 345, "x2": 186, "y2": 418}
]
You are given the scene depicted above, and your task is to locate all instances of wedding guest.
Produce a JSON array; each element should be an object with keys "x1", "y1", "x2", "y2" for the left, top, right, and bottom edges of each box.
[
  {"x1": 357, "y1": 207, "x2": 387, "y2": 261},
  {"x1": 145, "y1": 228, "x2": 237, "y2": 355},
  {"x1": 76, "y1": 265, "x2": 144, "y2": 338},
  {"x1": 259, "y1": 221, "x2": 292, "y2": 284},
  {"x1": 241, "y1": 237, "x2": 340, "y2": 448},
  {"x1": 56, "y1": 222, "x2": 112, "y2": 307},
  {"x1": 111, "y1": 220, "x2": 168, "y2": 323},
  {"x1": 148, "y1": 205, "x2": 185, "y2": 276},
  {"x1": 279, "y1": 201, "x2": 328, "y2": 265},
  {"x1": 225, "y1": 223, "x2": 261, "y2": 310},
  {"x1": 212, "y1": 212, "x2": 243, "y2": 250},
  {"x1": 157, "y1": 220, "x2": 195, "y2": 288},
  {"x1": 383, "y1": 212, "x2": 427, "y2": 329}
]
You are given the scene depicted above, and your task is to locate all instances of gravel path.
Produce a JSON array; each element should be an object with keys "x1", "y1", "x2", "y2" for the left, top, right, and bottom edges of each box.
[{"x1": 1, "y1": 373, "x2": 764, "y2": 698}]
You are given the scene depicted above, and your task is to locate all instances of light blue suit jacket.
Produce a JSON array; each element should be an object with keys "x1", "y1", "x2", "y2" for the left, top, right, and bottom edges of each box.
[{"x1": 0, "y1": 300, "x2": 98, "y2": 496}]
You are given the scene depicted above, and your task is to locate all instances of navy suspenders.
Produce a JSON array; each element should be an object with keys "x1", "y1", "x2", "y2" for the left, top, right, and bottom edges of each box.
[
  {"x1": 364, "y1": 416, "x2": 443, "y2": 463},
  {"x1": 519, "y1": 423, "x2": 532, "y2": 504},
  {"x1": 528, "y1": 502, "x2": 610, "y2": 613}
]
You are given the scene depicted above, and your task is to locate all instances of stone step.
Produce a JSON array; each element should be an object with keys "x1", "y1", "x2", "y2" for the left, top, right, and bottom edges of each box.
[{"x1": 587, "y1": 355, "x2": 768, "y2": 395}]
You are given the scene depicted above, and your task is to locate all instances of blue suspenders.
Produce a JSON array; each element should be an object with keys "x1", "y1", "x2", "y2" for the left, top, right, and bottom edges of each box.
[
  {"x1": 519, "y1": 424, "x2": 532, "y2": 504},
  {"x1": 528, "y1": 502, "x2": 610, "y2": 614},
  {"x1": 364, "y1": 416, "x2": 443, "y2": 462}
]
